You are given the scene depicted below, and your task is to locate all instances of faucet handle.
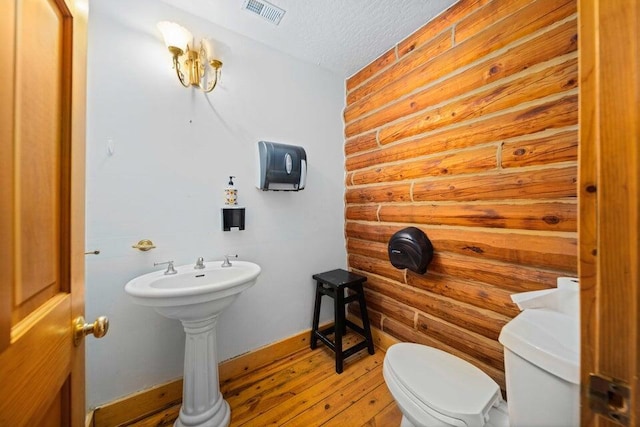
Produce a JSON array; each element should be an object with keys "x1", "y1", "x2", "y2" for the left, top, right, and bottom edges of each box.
[
  {"x1": 154, "y1": 260, "x2": 177, "y2": 275},
  {"x1": 194, "y1": 257, "x2": 205, "y2": 269},
  {"x1": 221, "y1": 254, "x2": 238, "y2": 267}
]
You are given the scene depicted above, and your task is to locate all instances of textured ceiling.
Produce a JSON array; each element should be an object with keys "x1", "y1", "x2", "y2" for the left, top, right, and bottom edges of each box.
[{"x1": 159, "y1": 0, "x2": 458, "y2": 78}]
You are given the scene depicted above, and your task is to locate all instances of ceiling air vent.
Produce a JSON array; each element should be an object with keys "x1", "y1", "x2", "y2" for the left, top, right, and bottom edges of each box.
[{"x1": 242, "y1": 0, "x2": 285, "y2": 25}]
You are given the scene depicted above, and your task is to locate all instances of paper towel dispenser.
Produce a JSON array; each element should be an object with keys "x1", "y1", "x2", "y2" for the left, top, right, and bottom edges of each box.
[{"x1": 256, "y1": 141, "x2": 307, "y2": 191}]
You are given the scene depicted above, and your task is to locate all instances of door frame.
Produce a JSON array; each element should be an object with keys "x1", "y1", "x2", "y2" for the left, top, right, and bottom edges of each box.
[
  {"x1": 579, "y1": 0, "x2": 639, "y2": 425},
  {"x1": 69, "y1": 0, "x2": 89, "y2": 423}
]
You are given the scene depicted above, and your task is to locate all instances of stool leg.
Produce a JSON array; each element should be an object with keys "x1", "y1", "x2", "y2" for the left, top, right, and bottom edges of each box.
[
  {"x1": 356, "y1": 283, "x2": 375, "y2": 355},
  {"x1": 341, "y1": 289, "x2": 348, "y2": 335},
  {"x1": 310, "y1": 282, "x2": 323, "y2": 350},
  {"x1": 334, "y1": 286, "x2": 345, "y2": 374}
]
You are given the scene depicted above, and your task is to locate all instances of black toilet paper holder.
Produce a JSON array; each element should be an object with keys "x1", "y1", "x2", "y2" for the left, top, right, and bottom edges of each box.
[{"x1": 388, "y1": 227, "x2": 434, "y2": 274}]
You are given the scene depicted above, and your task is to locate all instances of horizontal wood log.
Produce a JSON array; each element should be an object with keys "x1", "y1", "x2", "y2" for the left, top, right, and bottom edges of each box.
[
  {"x1": 360, "y1": 274, "x2": 511, "y2": 340},
  {"x1": 382, "y1": 317, "x2": 506, "y2": 390},
  {"x1": 349, "y1": 253, "x2": 406, "y2": 283},
  {"x1": 429, "y1": 251, "x2": 563, "y2": 292},
  {"x1": 379, "y1": 92, "x2": 578, "y2": 146},
  {"x1": 345, "y1": 205, "x2": 379, "y2": 221},
  {"x1": 346, "y1": 0, "x2": 575, "y2": 115},
  {"x1": 397, "y1": 0, "x2": 491, "y2": 57},
  {"x1": 345, "y1": 132, "x2": 378, "y2": 156},
  {"x1": 355, "y1": 270, "x2": 520, "y2": 318},
  {"x1": 347, "y1": 239, "x2": 566, "y2": 293},
  {"x1": 431, "y1": 229, "x2": 577, "y2": 271},
  {"x1": 350, "y1": 303, "x2": 384, "y2": 330},
  {"x1": 345, "y1": 222, "x2": 576, "y2": 271},
  {"x1": 345, "y1": 172, "x2": 354, "y2": 186},
  {"x1": 360, "y1": 289, "x2": 415, "y2": 328},
  {"x1": 350, "y1": 145, "x2": 497, "y2": 185},
  {"x1": 345, "y1": 182, "x2": 412, "y2": 204},
  {"x1": 348, "y1": 238, "x2": 566, "y2": 292},
  {"x1": 378, "y1": 201, "x2": 577, "y2": 232},
  {"x1": 346, "y1": 95, "x2": 577, "y2": 172},
  {"x1": 346, "y1": 48, "x2": 396, "y2": 92},
  {"x1": 454, "y1": 0, "x2": 533, "y2": 43},
  {"x1": 412, "y1": 166, "x2": 577, "y2": 201},
  {"x1": 415, "y1": 312, "x2": 505, "y2": 370},
  {"x1": 377, "y1": 59, "x2": 577, "y2": 144},
  {"x1": 345, "y1": 222, "x2": 399, "y2": 244},
  {"x1": 501, "y1": 129, "x2": 578, "y2": 168},
  {"x1": 347, "y1": 238, "x2": 388, "y2": 260},
  {"x1": 407, "y1": 272, "x2": 520, "y2": 317},
  {"x1": 346, "y1": 18, "x2": 578, "y2": 132},
  {"x1": 347, "y1": 30, "x2": 452, "y2": 106},
  {"x1": 419, "y1": 296, "x2": 509, "y2": 343}
]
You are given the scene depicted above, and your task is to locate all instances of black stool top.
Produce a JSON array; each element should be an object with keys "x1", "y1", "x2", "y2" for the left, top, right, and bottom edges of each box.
[{"x1": 312, "y1": 269, "x2": 366, "y2": 287}]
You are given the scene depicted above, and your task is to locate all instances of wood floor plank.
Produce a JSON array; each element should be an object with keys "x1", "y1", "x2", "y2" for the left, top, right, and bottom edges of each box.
[
  {"x1": 241, "y1": 350, "x2": 382, "y2": 426},
  {"x1": 227, "y1": 351, "x2": 338, "y2": 424},
  {"x1": 126, "y1": 403, "x2": 180, "y2": 427},
  {"x1": 323, "y1": 382, "x2": 395, "y2": 427},
  {"x1": 222, "y1": 334, "x2": 361, "y2": 397},
  {"x1": 280, "y1": 362, "x2": 386, "y2": 426},
  {"x1": 361, "y1": 401, "x2": 403, "y2": 426},
  {"x1": 219, "y1": 328, "x2": 317, "y2": 384},
  {"x1": 221, "y1": 347, "x2": 312, "y2": 395}
]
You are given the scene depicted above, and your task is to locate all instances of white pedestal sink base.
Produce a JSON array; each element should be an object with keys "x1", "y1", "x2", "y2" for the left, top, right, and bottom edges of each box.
[
  {"x1": 124, "y1": 261, "x2": 261, "y2": 427},
  {"x1": 175, "y1": 315, "x2": 230, "y2": 427}
]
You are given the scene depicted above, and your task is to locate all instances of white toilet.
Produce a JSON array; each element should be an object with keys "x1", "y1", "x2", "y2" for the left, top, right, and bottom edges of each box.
[{"x1": 383, "y1": 278, "x2": 580, "y2": 427}]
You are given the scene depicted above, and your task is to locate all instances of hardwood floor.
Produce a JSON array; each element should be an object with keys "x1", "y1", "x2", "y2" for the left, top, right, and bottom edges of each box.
[{"x1": 128, "y1": 334, "x2": 401, "y2": 426}]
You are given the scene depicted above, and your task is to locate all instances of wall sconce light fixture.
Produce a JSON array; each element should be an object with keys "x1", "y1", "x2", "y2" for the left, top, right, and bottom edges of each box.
[{"x1": 157, "y1": 21, "x2": 223, "y2": 93}]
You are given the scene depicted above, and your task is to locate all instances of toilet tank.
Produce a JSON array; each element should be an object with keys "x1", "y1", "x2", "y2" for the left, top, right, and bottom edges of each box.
[{"x1": 498, "y1": 279, "x2": 580, "y2": 426}]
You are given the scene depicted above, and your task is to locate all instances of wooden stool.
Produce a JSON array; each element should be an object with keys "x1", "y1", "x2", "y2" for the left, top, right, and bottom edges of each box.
[{"x1": 310, "y1": 269, "x2": 375, "y2": 373}]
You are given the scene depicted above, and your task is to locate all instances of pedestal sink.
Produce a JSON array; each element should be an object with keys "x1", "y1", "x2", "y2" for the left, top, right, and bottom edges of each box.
[{"x1": 125, "y1": 260, "x2": 261, "y2": 427}]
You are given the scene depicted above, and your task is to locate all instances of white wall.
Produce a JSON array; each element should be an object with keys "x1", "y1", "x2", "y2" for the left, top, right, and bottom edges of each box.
[{"x1": 85, "y1": 0, "x2": 346, "y2": 409}]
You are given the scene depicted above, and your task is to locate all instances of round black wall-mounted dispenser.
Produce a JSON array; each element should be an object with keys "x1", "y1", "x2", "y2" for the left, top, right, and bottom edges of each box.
[{"x1": 388, "y1": 227, "x2": 434, "y2": 274}]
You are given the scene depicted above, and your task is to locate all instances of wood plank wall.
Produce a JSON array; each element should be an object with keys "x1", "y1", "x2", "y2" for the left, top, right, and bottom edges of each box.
[{"x1": 344, "y1": 0, "x2": 578, "y2": 390}]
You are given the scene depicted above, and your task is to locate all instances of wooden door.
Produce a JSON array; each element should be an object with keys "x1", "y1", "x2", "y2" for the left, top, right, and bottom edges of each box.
[
  {"x1": 579, "y1": 0, "x2": 639, "y2": 425},
  {"x1": 0, "y1": 0, "x2": 89, "y2": 425}
]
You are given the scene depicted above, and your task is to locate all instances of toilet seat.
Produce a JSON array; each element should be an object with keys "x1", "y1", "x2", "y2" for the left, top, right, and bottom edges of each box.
[{"x1": 384, "y1": 343, "x2": 502, "y2": 426}]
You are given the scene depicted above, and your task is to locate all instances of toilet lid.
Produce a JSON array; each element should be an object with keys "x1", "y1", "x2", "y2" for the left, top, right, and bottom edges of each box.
[{"x1": 386, "y1": 343, "x2": 502, "y2": 426}]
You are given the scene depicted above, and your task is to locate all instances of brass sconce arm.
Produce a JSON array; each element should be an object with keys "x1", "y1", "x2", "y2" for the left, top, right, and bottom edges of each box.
[
  {"x1": 159, "y1": 22, "x2": 224, "y2": 93},
  {"x1": 168, "y1": 46, "x2": 190, "y2": 88},
  {"x1": 204, "y1": 59, "x2": 222, "y2": 93}
]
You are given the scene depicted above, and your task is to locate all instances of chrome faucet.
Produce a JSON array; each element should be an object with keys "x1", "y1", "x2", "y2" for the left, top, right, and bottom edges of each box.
[
  {"x1": 194, "y1": 257, "x2": 205, "y2": 269},
  {"x1": 221, "y1": 254, "x2": 238, "y2": 268},
  {"x1": 154, "y1": 260, "x2": 177, "y2": 275}
]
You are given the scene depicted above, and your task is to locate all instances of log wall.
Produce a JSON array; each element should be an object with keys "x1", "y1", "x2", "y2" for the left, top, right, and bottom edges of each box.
[{"x1": 344, "y1": 0, "x2": 578, "y2": 389}]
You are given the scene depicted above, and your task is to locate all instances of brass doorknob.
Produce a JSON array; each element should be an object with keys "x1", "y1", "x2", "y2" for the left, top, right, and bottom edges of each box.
[{"x1": 74, "y1": 316, "x2": 109, "y2": 346}]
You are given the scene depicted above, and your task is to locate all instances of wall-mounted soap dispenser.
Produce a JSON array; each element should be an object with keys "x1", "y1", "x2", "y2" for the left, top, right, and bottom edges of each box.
[
  {"x1": 221, "y1": 176, "x2": 245, "y2": 231},
  {"x1": 225, "y1": 176, "x2": 237, "y2": 205}
]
